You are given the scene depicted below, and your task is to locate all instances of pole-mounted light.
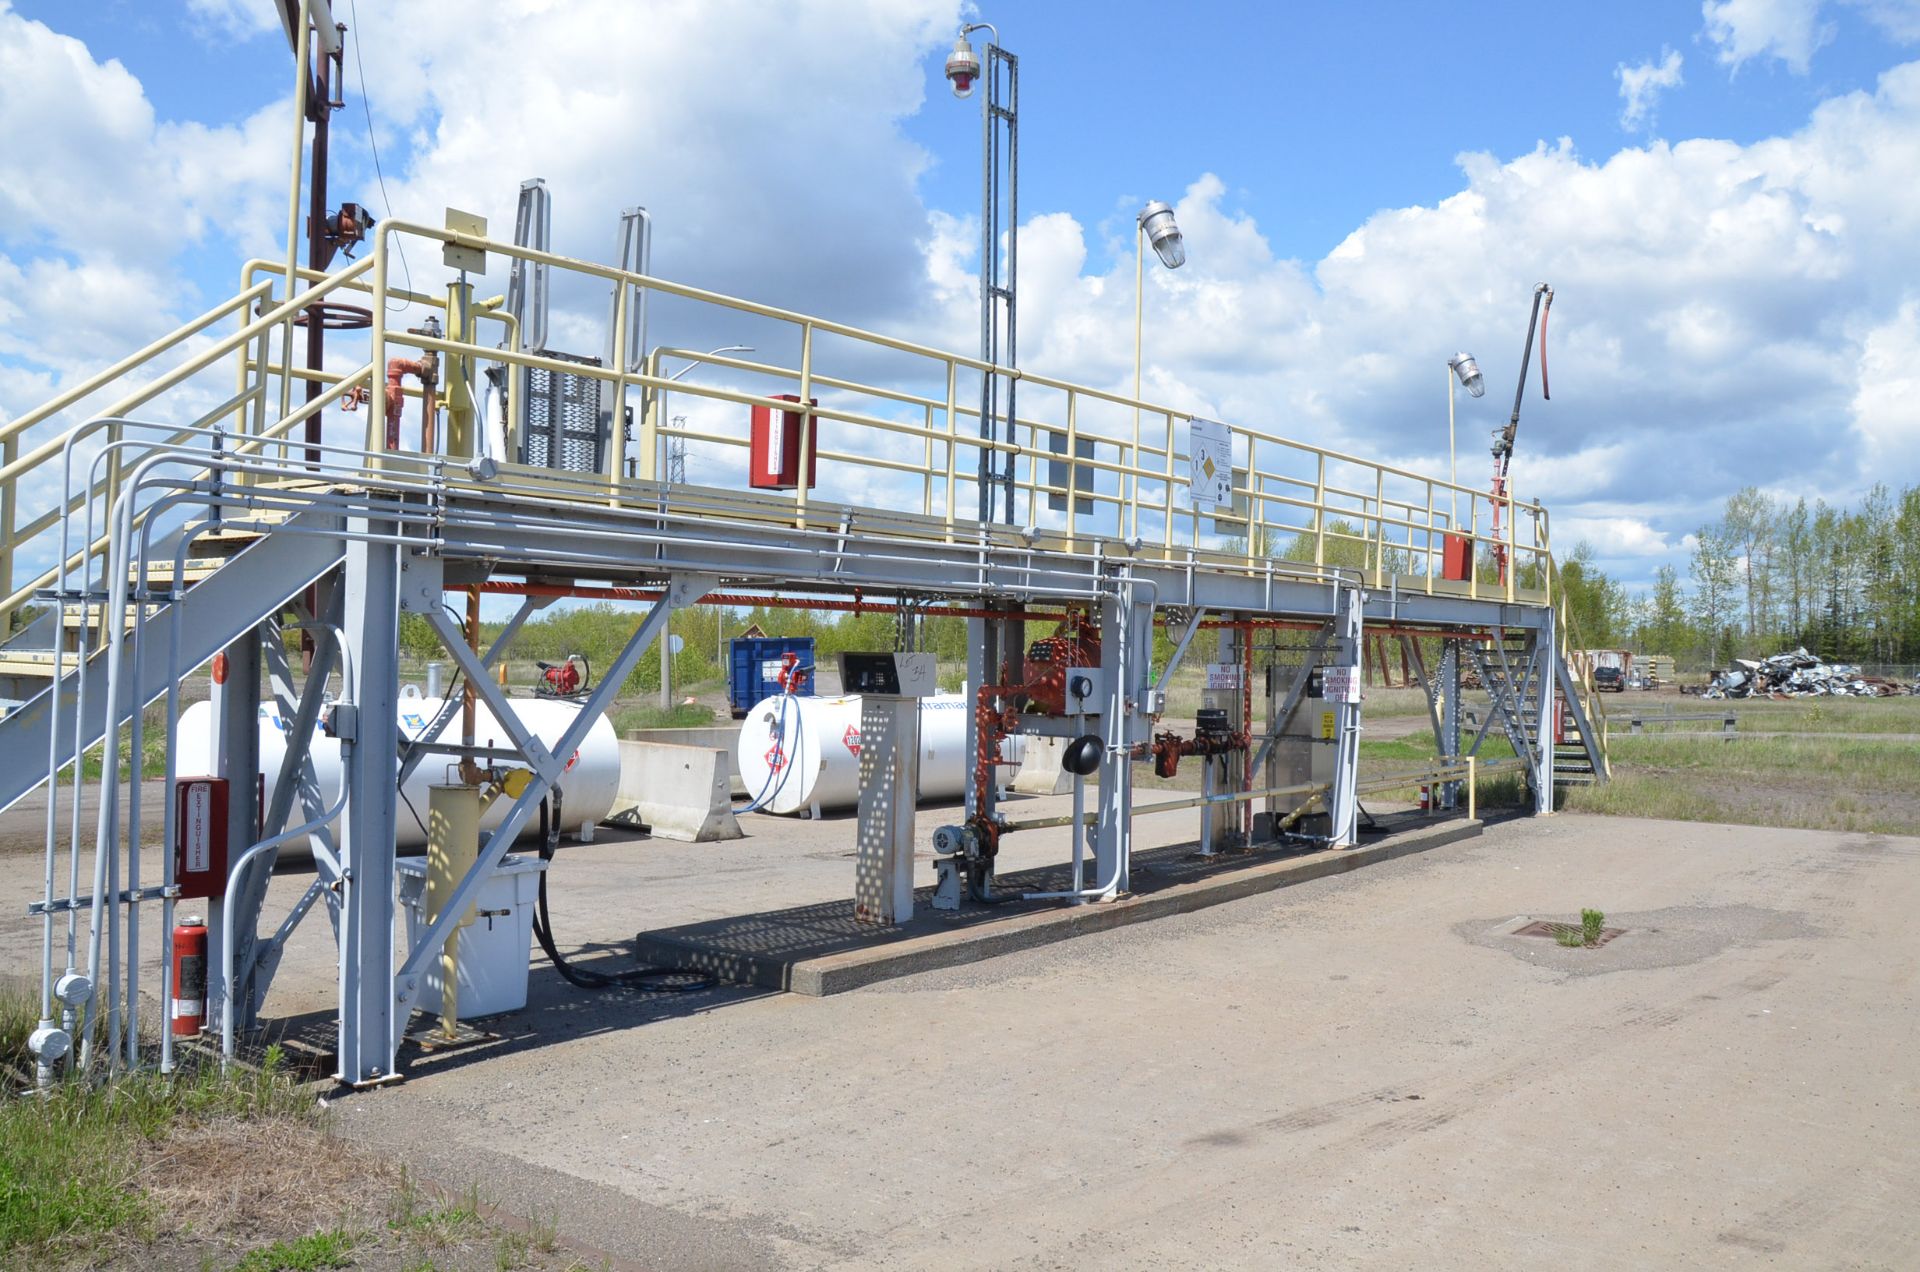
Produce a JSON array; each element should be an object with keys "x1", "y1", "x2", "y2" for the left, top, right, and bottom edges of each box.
[
  {"x1": 945, "y1": 34, "x2": 982, "y2": 97},
  {"x1": 1448, "y1": 353, "x2": 1485, "y2": 398},
  {"x1": 1138, "y1": 201, "x2": 1186, "y2": 270}
]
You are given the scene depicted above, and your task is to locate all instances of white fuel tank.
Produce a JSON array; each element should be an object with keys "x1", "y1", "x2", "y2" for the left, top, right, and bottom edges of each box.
[
  {"x1": 733, "y1": 692, "x2": 1022, "y2": 815},
  {"x1": 176, "y1": 689, "x2": 620, "y2": 848}
]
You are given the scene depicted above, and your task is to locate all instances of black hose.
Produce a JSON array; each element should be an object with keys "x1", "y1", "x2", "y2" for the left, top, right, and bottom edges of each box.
[{"x1": 529, "y1": 795, "x2": 714, "y2": 993}]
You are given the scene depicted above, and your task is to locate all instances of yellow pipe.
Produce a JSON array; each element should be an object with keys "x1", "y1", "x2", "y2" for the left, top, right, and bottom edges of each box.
[{"x1": 426, "y1": 784, "x2": 480, "y2": 1037}]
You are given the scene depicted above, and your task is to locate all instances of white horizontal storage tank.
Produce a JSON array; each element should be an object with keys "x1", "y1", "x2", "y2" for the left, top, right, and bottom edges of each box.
[
  {"x1": 175, "y1": 688, "x2": 620, "y2": 848},
  {"x1": 734, "y1": 692, "x2": 1022, "y2": 815}
]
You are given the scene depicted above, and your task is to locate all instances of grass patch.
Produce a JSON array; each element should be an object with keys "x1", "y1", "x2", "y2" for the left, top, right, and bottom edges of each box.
[
  {"x1": 1573, "y1": 732, "x2": 1920, "y2": 834},
  {"x1": 231, "y1": 1227, "x2": 358, "y2": 1270},
  {"x1": 0, "y1": 1038, "x2": 312, "y2": 1263},
  {"x1": 611, "y1": 701, "x2": 718, "y2": 733}
]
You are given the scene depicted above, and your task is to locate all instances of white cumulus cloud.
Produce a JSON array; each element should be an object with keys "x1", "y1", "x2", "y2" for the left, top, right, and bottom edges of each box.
[
  {"x1": 1618, "y1": 47, "x2": 1685, "y2": 131},
  {"x1": 1702, "y1": 0, "x2": 1835, "y2": 73}
]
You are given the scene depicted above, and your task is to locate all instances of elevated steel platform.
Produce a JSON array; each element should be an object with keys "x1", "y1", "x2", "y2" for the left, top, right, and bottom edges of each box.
[{"x1": 0, "y1": 218, "x2": 1609, "y2": 1087}]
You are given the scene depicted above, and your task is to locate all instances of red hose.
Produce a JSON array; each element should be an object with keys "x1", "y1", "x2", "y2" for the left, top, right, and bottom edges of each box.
[{"x1": 1539, "y1": 298, "x2": 1551, "y2": 401}]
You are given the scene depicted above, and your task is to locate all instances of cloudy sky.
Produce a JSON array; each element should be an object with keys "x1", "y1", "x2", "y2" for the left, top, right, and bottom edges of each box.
[{"x1": 3, "y1": 0, "x2": 1919, "y2": 590}]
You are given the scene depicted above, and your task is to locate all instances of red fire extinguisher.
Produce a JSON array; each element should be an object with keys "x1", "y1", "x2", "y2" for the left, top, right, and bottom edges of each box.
[
  {"x1": 1419, "y1": 784, "x2": 1432, "y2": 814},
  {"x1": 172, "y1": 917, "x2": 207, "y2": 1037}
]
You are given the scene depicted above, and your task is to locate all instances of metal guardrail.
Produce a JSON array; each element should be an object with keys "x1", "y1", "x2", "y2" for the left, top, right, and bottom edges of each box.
[
  {"x1": 1625, "y1": 713, "x2": 1738, "y2": 735},
  {"x1": 0, "y1": 218, "x2": 1561, "y2": 638}
]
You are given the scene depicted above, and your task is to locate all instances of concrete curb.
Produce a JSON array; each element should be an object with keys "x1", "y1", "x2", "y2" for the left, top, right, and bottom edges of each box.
[{"x1": 636, "y1": 817, "x2": 1482, "y2": 996}]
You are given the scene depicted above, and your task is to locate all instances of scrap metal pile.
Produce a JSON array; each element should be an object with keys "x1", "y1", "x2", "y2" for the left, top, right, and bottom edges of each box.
[{"x1": 1702, "y1": 647, "x2": 1918, "y2": 699}]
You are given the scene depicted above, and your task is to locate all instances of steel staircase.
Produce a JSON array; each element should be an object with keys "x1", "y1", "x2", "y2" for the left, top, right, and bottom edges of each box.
[
  {"x1": 0, "y1": 511, "x2": 345, "y2": 814},
  {"x1": 1463, "y1": 617, "x2": 1610, "y2": 797}
]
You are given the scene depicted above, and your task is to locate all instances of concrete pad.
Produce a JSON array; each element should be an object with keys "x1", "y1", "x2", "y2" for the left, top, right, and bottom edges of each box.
[{"x1": 635, "y1": 815, "x2": 1481, "y2": 994}]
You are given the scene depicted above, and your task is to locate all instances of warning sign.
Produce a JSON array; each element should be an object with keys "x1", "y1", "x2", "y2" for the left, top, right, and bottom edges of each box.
[
  {"x1": 1204, "y1": 663, "x2": 1243, "y2": 690},
  {"x1": 1319, "y1": 710, "x2": 1336, "y2": 741},
  {"x1": 1321, "y1": 666, "x2": 1361, "y2": 703},
  {"x1": 1189, "y1": 417, "x2": 1232, "y2": 509}
]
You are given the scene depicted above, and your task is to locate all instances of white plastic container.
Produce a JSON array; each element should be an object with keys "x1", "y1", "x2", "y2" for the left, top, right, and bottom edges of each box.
[
  {"x1": 395, "y1": 853, "x2": 547, "y2": 1017},
  {"x1": 734, "y1": 692, "x2": 1023, "y2": 815},
  {"x1": 176, "y1": 691, "x2": 621, "y2": 847}
]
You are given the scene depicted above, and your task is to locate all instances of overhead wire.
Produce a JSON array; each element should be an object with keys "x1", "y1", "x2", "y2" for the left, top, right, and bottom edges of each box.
[{"x1": 345, "y1": 0, "x2": 412, "y2": 312}]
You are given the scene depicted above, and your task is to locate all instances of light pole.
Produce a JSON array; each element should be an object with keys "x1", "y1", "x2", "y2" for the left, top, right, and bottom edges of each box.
[
  {"x1": 1135, "y1": 201, "x2": 1187, "y2": 417},
  {"x1": 1446, "y1": 352, "x2": 1484, "y2": 532},
  {"x1": 946, "y1": 21, "x2": 1017, "y2": 525},
  {"x1": 657, "y1": 345, "x2": 754, "y2": 708}
]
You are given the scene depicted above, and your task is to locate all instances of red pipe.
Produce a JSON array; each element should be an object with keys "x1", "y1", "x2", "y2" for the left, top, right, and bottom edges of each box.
[
  {"x1": 471, "y1": 583, "x2": 1486, "y2": 641},
  {"x1": 473, "y1": 581, "x2": 1065, "y2": 623},
  {"x1": 384, "y1": 357, "x2": 433, "y2": 451}
]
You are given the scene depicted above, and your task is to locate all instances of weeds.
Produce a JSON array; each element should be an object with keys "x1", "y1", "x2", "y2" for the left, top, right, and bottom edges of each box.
[
  {"x1": 1582, "y1": 908, "x2": 1606, "y2": 944},
  {"x1": 231, "y1": 1228, "x2": 357, "y2": 1271}
]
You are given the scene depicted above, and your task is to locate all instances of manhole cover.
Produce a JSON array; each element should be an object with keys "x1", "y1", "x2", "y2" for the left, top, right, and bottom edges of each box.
[{"x1": 1513, "y1": 920, "x2": 1626, "y2": 947}]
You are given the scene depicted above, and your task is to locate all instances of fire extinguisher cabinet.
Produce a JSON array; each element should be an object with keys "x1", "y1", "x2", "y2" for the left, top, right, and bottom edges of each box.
[{"x1": 749, "y1": 395, "x2": 818, "y2": 490}]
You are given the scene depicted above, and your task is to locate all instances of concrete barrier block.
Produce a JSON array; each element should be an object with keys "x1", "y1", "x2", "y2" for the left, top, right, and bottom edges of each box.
[
  {"x1": 625, "y1": 726, "x2": 746, "y2": 795},
  {"x1": 1011, "y1": 734, "x2": 1072, "y2": 796},
  {"x1": 611, "y1": 740, "x2": 743, "y2": 842}
]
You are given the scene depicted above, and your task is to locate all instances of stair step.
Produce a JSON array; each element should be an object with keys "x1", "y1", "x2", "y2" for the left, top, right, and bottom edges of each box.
[{"x1": 0, "y1": 650, "x2": 87, "y2": 676}]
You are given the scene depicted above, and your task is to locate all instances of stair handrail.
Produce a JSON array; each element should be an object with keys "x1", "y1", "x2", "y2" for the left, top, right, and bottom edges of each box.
[{"x1": 0, "y1": 254, "x2": 378, "y2": 632}]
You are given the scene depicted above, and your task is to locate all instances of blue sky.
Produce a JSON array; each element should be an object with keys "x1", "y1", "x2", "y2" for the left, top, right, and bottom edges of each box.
[{"x1": 4, "y1": 0, "x2": 1920, "y2": 595}]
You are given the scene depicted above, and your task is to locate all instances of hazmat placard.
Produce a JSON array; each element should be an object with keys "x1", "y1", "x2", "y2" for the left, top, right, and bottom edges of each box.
[{"x1": 1189, "y1": 417, "x2": 1232, "y2": 509}]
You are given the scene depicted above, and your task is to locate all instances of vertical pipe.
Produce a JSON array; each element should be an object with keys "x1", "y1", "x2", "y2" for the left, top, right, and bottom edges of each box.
[
  {"x1": 368, "y1": 234, "x2": 388, "y2": 456},
  {"x1": 1132, "y1": 223, "x2": 1144, "y2": 543},
  {"x1": 280, "y1": 2, "x2": 312, "y2": 427},
  {"x1": 302, "y1": 37, "x2": 333, "y2": 465},
  {"x1": 427, "y1": 785, "x2": 479, "y2": 1038},
  {"x1": 1312, "y1": 455, "x2": 1326, "y2": 569},
  {"x1": 943, "y1": 361, "x2": 959, "y2": 536},
  {"x1": 794, "y1": 323, "x2": 815, "y2": 530},
  {"x1": 0, "y1": 434, "x2": 13, "y2": 633},
  {"x1": 1447, "y1": 365, "x2": 1457, "y2": 531}
]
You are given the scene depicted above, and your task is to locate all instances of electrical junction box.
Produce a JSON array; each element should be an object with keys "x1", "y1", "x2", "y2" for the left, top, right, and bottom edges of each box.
[
  {"x1": 1442, "y1": 532, "x2": 1474, "y2": 582},
  {"x1": 838, "y1": 652, "x2": 937, "y2": 698}
]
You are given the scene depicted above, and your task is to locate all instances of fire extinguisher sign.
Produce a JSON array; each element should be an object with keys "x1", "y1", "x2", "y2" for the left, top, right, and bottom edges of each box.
[
  {"x1": 182, "y1": 783, "x2": 213, "y2": 873},
  {"x1": 174, "y1": 777, "x2": 229, "y2": 900}
]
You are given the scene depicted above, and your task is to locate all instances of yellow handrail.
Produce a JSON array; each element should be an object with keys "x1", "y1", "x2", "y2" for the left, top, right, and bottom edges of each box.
[{"x1": 1, "y1": 218, "x2": 1561, "y2": 642}]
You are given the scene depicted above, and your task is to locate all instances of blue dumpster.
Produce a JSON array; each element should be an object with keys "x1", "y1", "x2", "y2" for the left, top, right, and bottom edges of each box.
[{"x1": 728, "y1": 636, "x2": 816, "y2": 717}]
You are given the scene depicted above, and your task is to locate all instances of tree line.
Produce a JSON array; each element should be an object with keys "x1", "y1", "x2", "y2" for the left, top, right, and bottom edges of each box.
[{"x1": 1559, "y1": 483, "x2": 1920, "y2": 670}]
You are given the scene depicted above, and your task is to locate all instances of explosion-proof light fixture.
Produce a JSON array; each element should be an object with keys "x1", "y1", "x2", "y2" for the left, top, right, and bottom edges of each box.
[
  {"x1": 1138, "y1": 201, "x2": 1187, "y2": 270},
  {"x1": 945, "y1": 34, "x2": 981, "y2": 97},
  {"x1": 1449, "y1": 352, "x2": 1486, "y2": 398}
]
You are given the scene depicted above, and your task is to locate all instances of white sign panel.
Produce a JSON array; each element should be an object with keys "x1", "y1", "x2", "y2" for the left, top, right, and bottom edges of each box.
[
  {"x1": 1205, "y1": 662, "x2": 1243, "y2": 691},
  {"x1": 1321, "y1": 666, "x2": 1361, "y2": 703},
  {"x1": 1188, "y1": 417, "x2": 1233, "y2": 509}
]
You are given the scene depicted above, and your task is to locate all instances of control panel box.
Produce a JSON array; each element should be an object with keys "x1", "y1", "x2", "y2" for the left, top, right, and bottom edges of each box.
[{"x1": 838, "y1": 651, "x2": 937, "y2": 697}]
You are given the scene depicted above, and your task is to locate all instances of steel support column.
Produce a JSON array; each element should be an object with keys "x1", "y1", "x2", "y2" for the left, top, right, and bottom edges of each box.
[
  {"x1": 337, "y1": 522, "x2": 400, "y2": 1086},
  {"x1": 1328, "y1": 585, "x2": 1364, "y2": 847},
  {"x1": 1093, "y1": 586, "x2": 1150, "y2": 894},
  {"x1": 206, "y1": 628, "x2": 262, "y2": 1037},
  {"x1": 1534, "y1": 610, "x2": 1556, "y2": 815},
  {"x1": 1440, "y1": 639, "x2": 1463, "y2": 810}
]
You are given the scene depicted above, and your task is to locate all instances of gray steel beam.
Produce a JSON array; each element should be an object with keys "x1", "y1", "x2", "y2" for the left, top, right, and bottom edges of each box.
[
  {"x1": 391, "y1": 576, "x2": 712, "y2": 1032},
  {"x1": 206, "y1": 627, "x2": 262, "y2": 1037},
  {"x1": 337, "y1": 520, "x2": 401, "y2": 1086},
  {"x1": 1327, "y1": 585, "x2": 1363, "y2": 847}
]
